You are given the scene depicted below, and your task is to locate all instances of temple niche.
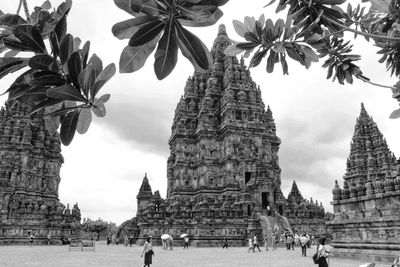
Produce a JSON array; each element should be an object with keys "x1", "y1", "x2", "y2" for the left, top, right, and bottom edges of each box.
[
  {"x1": 328, "y1": 103, "x2": 400, "y2": 262},
  {"x1": 0, "y1": 100, "x2": 81, "y2": 245},
  {"x1": 118, "y1": 25, "x2": 328, "y2": 246}
]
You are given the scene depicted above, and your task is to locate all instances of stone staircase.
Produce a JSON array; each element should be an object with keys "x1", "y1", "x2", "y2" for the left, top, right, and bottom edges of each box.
[{"x1": 258, "y1": 213, "x2": 292, "y2": 238}]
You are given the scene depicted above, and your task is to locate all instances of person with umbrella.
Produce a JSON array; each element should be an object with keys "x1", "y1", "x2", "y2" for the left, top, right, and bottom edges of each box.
[
  {"x1": 181, "y1": 234, "x2": 189, "y2": 249},
  {"x1": 160, "y1": 234, "x2": 170, "y2": 250},
  {"x1": 141, "y1": 236, "x2": 154, "y2": 267}
]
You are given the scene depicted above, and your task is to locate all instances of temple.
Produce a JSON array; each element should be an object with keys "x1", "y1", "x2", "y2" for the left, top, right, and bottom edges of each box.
[
  {"x1": 118, "y1": 25, "x2": 327, "y2": 246},
  {"x1": 0, "y1": 100, "x2": 81, "y2": 245},
  {"x1": 328, "y1": 103, "x2": 400, "y2": 262},
  {"x1": 285, "y1": 181, "x2": 326, "y2": 235}
]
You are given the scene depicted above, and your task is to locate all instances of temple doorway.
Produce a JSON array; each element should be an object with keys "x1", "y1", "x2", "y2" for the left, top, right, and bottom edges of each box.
[
  {"x1": 261, "y1": 192, "x2": 270, "y2": 212},
  {"x1": 278, "y1": 205, "x2": 283, "y2": 215},
  {"x1": 245, "y1": 172, "x2": 251, "y2": 184}
]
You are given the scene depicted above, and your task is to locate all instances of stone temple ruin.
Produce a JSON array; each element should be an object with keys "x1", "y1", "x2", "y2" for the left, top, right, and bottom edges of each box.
[
  {"x1": 328, "y1": 104, "x2": 400, "y2": 262},
  {"x1": 118, "y1": 25, "x2": 326, "y2": 246},
  {"x1": 0, "y1": 100, "x2": 81, "y2": 244}
]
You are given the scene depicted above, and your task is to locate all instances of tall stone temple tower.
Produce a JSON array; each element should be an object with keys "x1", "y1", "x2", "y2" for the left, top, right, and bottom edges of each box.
[
  {"x1": 0, "y1": 100, "x2": 81, "y2": 244},
  {"x1": 118, "y1": 25, "x2": 327, "y2": 246},
  {"x1": 328, "y1": 103, "x2": 400, "y2": 262}
]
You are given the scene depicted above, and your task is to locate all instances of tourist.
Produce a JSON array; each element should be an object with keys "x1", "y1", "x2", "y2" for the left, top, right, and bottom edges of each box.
[
  {"x1": 28, "y1": 233, "x2": 34, "y2": 246},
  {"x1": 169, "y1": 236, "x2": 174, "y2": 250},
  {"x1": 183, "y1": 236, "x2": 189, "y2": 249},
  {"x1": 129, "y1": 234, "x2": 134, "y2": 247},
  {"x1": 112, "y1": 234, "x2": 116, "y2": 245},
  {"x1": 253, "y1": 235, "x2": 261, "y2": 252},
  {"x1": 47, "y1": 232, "x2": 51, "y2": 245},
  {"x1": 222, "y1": 235, "x2": 228, "y2": 249},
  {"x1": 300, "y1": 234, "x2": 308, "y2": 257},
  {"x1": 124, "y1": 234, "x2": 129, "y2": 247},
  {"x1": 264, "y1": 234, "x2": 269, "y2": 251},
  {"x1": 272, "y1": 232, "x2": 278, "y2": 250},
  {"x1": 141, "y1": 236, "x2": 154, "y2": 267},
  {"x1": 316, "y1": 237, "x2": 331, "y2": 267},
  {"x1": 107, "y1": 236, "x2": 111, "y2": 245},
  {"x1": 248, "y1": 237, "x2": 255, "y2": 253},
  {"x1": 162, "y1": 238, "x2": 167, "y2": 250}
]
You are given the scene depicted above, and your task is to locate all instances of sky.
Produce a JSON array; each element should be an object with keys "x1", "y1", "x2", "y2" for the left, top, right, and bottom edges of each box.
[{"x1": 0, "y1": 0, "x2": 399, "y2": 225}]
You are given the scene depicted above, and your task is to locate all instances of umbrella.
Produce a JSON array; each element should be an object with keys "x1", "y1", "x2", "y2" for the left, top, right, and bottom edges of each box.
[
  {"x1": 180, "y1": 233, "x2": 188, "y2": 238},
  {"x1": 161, "y1": 234, "x2": 170, "y2": 240}
]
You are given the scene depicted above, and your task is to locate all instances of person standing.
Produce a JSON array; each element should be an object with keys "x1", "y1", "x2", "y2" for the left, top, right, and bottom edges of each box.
[
  {"x1": 248, "y1": 237, "x2": 255, "y2": 253},
  {"x1": 300, "y1": 234, "x2": 308, "y2": 256},
  {"x1": 253, "y1": 235, "x2": 261, "y2": 252},
  {"x1": 183, "y1": 236, "x2": 189, "y2": 249},
  {"x1": 316, "y1": 237, "x2": 331, "y2": 267},
  {"x1": 264, "y1": 234, "x2": 270, "y2": 251},
  {"x1": 124, "y1": 234, "x2": 129, "y2": 247},
  {"x1": 47, "y1": 232, "x2": 51, "y2": 245},
  {"x1": 222, "y1": 236, "x2": 228, "y2": 249},
  {"x1": 129, "y1": 234, "x2": 134, "y2": 247},
  {"x1": 272, "y1": 232, "x2": 278, "y2": 250},
  {"x1": 28, "y1": 233, "x2": 34, "y2": 246},
  {"x1": 169, "y1": 236, "x2": 174, "y2": 250},
  {"x1": 141, "y1": 237, "x2": 154, "y2": 267}
]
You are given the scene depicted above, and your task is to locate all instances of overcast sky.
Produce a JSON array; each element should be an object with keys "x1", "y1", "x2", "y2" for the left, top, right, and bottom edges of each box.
[{"x1": 1, "y1": 1, "x2": 399, "y2": 225}]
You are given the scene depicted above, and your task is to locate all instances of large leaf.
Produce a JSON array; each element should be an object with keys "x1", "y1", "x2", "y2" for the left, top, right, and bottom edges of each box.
[
  {"x1": 49, "y1": 31, "x2": 60, "y2": 59},
  {"x1": 31, "y1": 72, "x2": 65, "y2": 87},
  {"x1": 176, "y1": 23, "x2": 209, "y2": 70},
  {"x1": 178, "y1": 5, "x2": 223, "y2": 27},
  {"x1": 0, "y1": 14, "x2": 27, "y2": 27},
  {"x1": 128, "y1": 19, "x2": 165, "y2": 46},
  {"x1": 3, "y1": 38, "x2": 36, "y2": 52},
  {"x1": 131, "y1": 0, "x2": 164, "y2": 16},
  {"x1": 59, "y1": 33, "x2": 73, "y2": 65},
  {"x1": 119, "y1": 35, "x2": 159, "y2": 73},
  {"x1": 232, "y1": 20, "x2": 246, "y2": 37},
  {"x1": 389, "y1": 108, "x2": 400, "y2": 119},
  {"x1": 88, "y1": 54, "x2": 103, "y2": 78},
  {"x1": 67, "y1": 51, "x2": 82, "y2": 88},
  {"x1": 54, "y1": 6, "x2": 70, "y2": 41},
  {"x1": 91, "y1": 63, "x2": 116, "y2": 99},
  {"x1": 0, "y1": 58, "x2": 29, "y2": 79},
  {"x1": 13, "y1": 25, "x2": 46, "y2": 53},
  {"x1": 47, "y1": 84, "x2": 87, "y2": 102},
  {"x1": 92, "y1": 101, "x2": 106, "y2": 117},
  {"x1": 114, "y1": 0, "x2": 137, "y2": 16},
  {"x1": 154, "y1": 19, "x2": 178, "y2": 80},
  {"x1": 80, "y1": 41, "x2": 90, "y2": 68},
  {"x1": 60, "y1": 109, "x2": 80, "y2": 146},
  {"x1": 77, "y1": 107, "x2": 92, "y2": 134},
  {"x1": 113, "y1": 17, "x2": 150, "y2": 40},
  {"x1": 28, "y1": 54, "x2": 55, "y2": 70}
]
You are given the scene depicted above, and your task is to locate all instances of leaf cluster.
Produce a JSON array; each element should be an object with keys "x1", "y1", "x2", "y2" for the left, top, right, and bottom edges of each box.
[
  {"x1": 0, "y1": 0, "x2": 115, "y2": 145},
  {"x1": 113, "y1": 0, "x2": 228, "y2": 80}
]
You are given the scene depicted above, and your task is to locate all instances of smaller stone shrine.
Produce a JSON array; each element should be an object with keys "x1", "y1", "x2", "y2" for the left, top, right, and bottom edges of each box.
[
  {"x1": 0, "y1": 100, "x2": 81, "y2": 245},
  {"x1": 328, "y1": 103, "x2": 400, "y2": 263},
  {"x1": 284, "y1": 181, "x2": 326, "y2": 236}
]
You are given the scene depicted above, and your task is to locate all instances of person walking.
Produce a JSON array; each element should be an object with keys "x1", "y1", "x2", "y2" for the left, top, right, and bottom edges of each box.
[
  {"x1": 264, "y1": 234, "x2": 269, "y2": 251},
  {"x1": 253, "y1": 235, "x2": 261, "y2": 252},
  {"x1": 47, "y1": 232, "x2": 51, "y2": 245},
  {"x1": 222, "y1": 236, "x2": 228, "y2": 249},
  {"x1": 300, "y1": 234, "x2": 308, "y2": 256},
  {"x1": 129, "y1": 234, "x2": 134, "y2": 247},
  {"x1": 316, "y1": 237, "x2": 331, "y2": 267},
  {"x1": 183, "y1": 236, "x2": 189, "y2": 249},
  {"x1": 248, "y1": 237, "x2": 255, "y2": 253},
  {"x1": 124, "y1": 234, "x2": 129, "y2": 247},
  {"x1": 141, "y1": 237, "x2": 154, "y2": 267}
]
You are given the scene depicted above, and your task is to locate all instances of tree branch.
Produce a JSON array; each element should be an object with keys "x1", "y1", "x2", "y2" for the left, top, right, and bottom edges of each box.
[
  {"x1": 323, "y1": 15, "x2": 400, "y2": 42},
  {"x1": 16, "y1": 0, "x2": 22, "y2": 15},
  {"x1": 22, "y1": 0, "x2": 30, "y2": 23}
]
